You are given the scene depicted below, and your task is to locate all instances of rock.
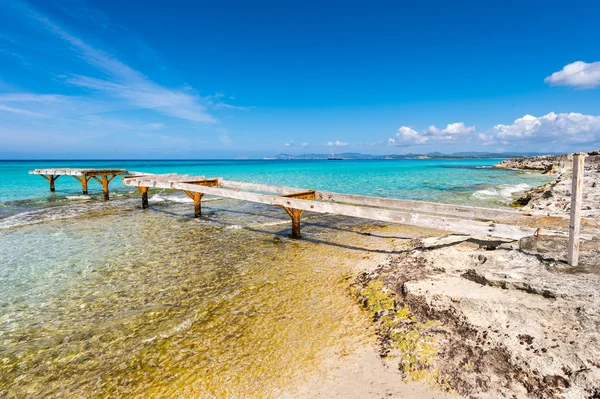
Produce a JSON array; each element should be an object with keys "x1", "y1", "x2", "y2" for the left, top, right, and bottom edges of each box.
[
  {"x1": 499, "y1": 152, "x2": 600, "y2": 222},
  {"x1": 379, "y1": 235, "x2": 600, "y2": 398}
]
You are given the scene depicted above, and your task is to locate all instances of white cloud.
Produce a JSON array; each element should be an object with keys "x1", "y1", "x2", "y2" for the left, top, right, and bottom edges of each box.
[
  {"x1": 389, "y1": 122, "x2": 476, "y2": 145},
  {"x1": 25, "y1": 6, "x2": 215, "y2": 123},
  {"x1": 545, "y1": 61, "x2": 600, "y2": 89},
  {"x1": 0, "y1": 104, "x2": 49, "y2": 118},
  {"x1": 489, "y1": 112, "x2": 600, "y2": 144},
  {"x1": 285, "y1": 140, "x2": 310, "y2": 147},
  {"x1": 327, "y1": 140, "x2": 348, "y2": 147},
  {"x1": 0, "y1": 93, "x2": 66, "y2": 103}
]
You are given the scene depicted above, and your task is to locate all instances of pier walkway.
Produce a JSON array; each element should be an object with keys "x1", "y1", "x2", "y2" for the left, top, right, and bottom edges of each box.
[
  {"x1": 29, "y1": 168, "x2": 129, "y2": 200},
  {"x1": 29, "y1": 154, "x2": 589, "y2": 266}
]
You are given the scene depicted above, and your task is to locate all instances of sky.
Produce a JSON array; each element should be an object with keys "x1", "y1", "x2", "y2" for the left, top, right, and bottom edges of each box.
[{"x1": 1, "y1": 0, "x2": 600, "y2": 159}]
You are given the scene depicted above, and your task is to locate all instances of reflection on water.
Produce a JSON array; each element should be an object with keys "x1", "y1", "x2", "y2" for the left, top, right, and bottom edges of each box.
[{"x1": 0, "y1": 198, "x2": 373, "y2": 398}]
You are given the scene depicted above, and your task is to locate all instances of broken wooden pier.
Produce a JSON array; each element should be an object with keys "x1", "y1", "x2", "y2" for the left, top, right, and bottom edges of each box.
[
  {"x1": 29, "y1": 168, "x2": 130, "y2": 200},
  {"x1": 29, "y1": 155, "x2": 588, "y2": 266}
]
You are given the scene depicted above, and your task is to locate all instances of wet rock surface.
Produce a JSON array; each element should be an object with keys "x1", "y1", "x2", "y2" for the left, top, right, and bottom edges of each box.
[
  {"x1": 497, "y1": 152, "x2": 600, "y2": 221},
  {"x1": 371, "y1": 235, "x2": 600, "y2": 399},
  {"x1": 494, "y1": 154, "x2": 572, "y2": 175}
]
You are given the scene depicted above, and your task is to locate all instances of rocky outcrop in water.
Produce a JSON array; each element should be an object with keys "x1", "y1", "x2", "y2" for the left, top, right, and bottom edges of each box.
[
  {"x1": 494, "y1": 154, "x2": 572, "y2": 175},
  {"x1": 499, "y1": 151, "x2": 600, "y2": 221}
]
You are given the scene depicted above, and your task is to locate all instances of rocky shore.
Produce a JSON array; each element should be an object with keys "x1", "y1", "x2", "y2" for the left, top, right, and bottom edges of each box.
[
  {"x1": 354, "y1": 152, "x2": 600, "y2": 399},
  {"x1": 495, "y1": 151, "x2": 600, "y2": 221}
]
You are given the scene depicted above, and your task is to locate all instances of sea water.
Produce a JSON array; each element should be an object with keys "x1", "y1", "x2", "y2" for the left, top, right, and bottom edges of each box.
[{"x1": 0, "y1": 159, "x2": 552, "y2": 397}]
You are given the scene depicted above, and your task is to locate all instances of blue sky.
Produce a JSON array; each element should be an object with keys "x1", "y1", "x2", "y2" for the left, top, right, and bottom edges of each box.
[{"x1": 1, "y1": 0, "x2": 600, "y2": 159}]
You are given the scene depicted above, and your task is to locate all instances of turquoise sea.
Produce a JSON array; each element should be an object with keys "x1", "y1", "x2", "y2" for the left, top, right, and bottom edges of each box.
[
  {"x1": 1, "y1": 158, "x2": 550, "y2": 208},
  {"x1": 0, "y1": 158, "x2": 552, "y2": 397}
]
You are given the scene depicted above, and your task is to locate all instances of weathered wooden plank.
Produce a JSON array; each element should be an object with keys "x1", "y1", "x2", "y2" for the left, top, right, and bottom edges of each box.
[
  {"x1": 283, "y1": 190, "x2": 316, "y2": 200},
  {"x1": 220, "y1": 180, "x2": 310, "y2": 195},
  {"x1": 29, "y1": 168, "x2": 128, "y2": 176},
  {"x1": 219, "y1": 180, "x2": 535, "y2": 221},
  {"x1": 124, "y1": 179, "x2": 575, "y2": 241},
  {"x1": 568, "y1": 153, "x2": 585, "y2": 266}
]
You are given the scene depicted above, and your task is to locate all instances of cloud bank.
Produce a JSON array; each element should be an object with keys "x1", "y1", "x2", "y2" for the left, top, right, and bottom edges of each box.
[
  {"x1": 389, "y1": 122, "x2": 476, "y2": 145},
  {"x1": 386, "y1": 113, "x2": 600, "y2": 149},
  {"x1": 545, "y1": 61, "x2": 600, "y2": 89}
]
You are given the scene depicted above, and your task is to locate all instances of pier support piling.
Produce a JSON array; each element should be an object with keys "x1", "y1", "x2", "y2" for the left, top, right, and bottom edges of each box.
[
  {"x1": 193, "y1": 192, "x2": 204, "y2": 217},
  {"x1": 183, "y1": 190, "x2": 205, "y2": 217},
  {"x1": 101, "y1": 175, "x2": 109, "y2": 200},
  {"x1": 568, "y1": 153, "x2": 585, "y2": 266},
  {"x1": 136, "y1": 186, "x2": 149, "y2": 209},
  {"x1": 91, "y1": 174, "x2": 118, "y2": 201},
  {"x1": 73, "y1": 174, "x2": 91, "y2": 194},
  {"x1": 41, "y1": 174, "x2": 59, "y2": 192},
  {"x1": 283, "y1": 207, "x2": 303, "y2": 238}
]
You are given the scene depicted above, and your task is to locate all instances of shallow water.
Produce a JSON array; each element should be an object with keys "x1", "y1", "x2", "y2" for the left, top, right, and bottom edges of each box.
[
  {"x1": 0, "y1": 159, "x2": 553, "y2": 397},
  {"x1": 0, "y1": 199, "x2": 374, "y2": 397}
]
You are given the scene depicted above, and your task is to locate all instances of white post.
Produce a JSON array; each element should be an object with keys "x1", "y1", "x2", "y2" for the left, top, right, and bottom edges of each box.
[{"x1": 568, "y1": 153, "x2": 585, "y2": 266}]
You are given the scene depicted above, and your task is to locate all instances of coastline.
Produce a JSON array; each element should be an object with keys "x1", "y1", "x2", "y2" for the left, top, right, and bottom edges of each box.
[
  {"x1": 333, "y1": 151, "x2": 599, "y2": 398},
  {"x1": 1, "y1": 156, "x2": 597, "y2": 397}
]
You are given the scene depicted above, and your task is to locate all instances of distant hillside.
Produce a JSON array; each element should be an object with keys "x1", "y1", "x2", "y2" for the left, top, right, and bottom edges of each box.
[{"x1": 264, "y1": 152, "x2": 559, "y2": 160}]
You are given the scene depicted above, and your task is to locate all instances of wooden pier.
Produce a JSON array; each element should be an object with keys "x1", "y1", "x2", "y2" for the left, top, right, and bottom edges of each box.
[
  {"x1": 29, "y1": 155, "x2": 588, "y2": 266},
  {"x1": 29, "y1": 169, "x2": 129, "y2": 200}
]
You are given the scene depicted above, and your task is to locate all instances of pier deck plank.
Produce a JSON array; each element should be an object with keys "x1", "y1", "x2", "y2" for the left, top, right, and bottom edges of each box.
[{"x1": 122, "y1": 174, "x2": 585, "y2": 242}]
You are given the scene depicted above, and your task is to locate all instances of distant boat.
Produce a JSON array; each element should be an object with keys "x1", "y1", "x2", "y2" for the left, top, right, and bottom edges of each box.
[{"x1": 328, "y1": 151, "x2": 344, "y2": 160}]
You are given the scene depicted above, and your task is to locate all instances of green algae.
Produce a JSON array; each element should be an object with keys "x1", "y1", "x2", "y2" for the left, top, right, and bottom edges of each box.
[{"x1": 353, "y1": 277, "x2": 448, "y2": 387}]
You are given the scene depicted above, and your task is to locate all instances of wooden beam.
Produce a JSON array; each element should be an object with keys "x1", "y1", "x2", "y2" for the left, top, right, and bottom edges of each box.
[
  {"x1": 283, "y1": 190, "x2": 316, "y2": 200},
  {"x1": 568, "y1": 153, "x2": 585, "y2": 266},
  {"x1": 219, "y1": 180, "x2": 534, "y2": 222},
  {"x1": 123, "y1": 179, "x2": 581, "y2": 241},
  {"x1": 186, "y1": 179, "x2": 220, "y2": 187}
]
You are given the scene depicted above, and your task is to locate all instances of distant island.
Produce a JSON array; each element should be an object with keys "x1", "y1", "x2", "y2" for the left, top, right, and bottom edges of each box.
[{"x1": 263, "y1": 151, "x2": 559, "y2": 160}]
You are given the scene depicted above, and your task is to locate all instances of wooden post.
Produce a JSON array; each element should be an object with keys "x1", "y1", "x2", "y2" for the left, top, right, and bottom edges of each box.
[
  {"x1": 73, "y1": 174, "x2": 90, "y2": 194},
  {"x1": 193, "y1": 192, "x2": 204, "y2": 217},
  {"x1": 82, "y1": 174, "x2": 89, "y2": 194},
  {"x1": 101, "y1": 175, "x2": 109, "y2": 201},
  {"x1": 283, "y1": 207, "x2": 303, "y2": 238},
  {"x1": 41, "y1": 174, "x2": 59, "y2": 192},
  {"x1": 49, "y1": 175, "x2": 58, "y2": 192},
  {"x1": 568, "y1": 153, "x2": 585, "y2": 266},
  {"x1": 183, "y1": 190, "x2": 205, "y2": 217},
  {"x1": 140, "y1": 187, "x2": 149, "y2": 209}
]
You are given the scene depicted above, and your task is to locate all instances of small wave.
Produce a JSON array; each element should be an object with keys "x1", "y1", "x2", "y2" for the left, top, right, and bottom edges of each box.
[
  {"x1": 66, "y1": 195, "x2": 92, "y2": 200},
  {"x1": 0, "y1": 200, "x2": 133, "y2": 229},
  {"x1": 475, "y1": 166, "x2": 493, "y2": 169},
  {"x1": 0, "y1": 206, "x2": 86, "y2": 229},
  {"x1": 149, "y1": 194, "x2": 194, "y2": 204},
  {"x1": 472, "y1": 183, "x2": 530, "y2": 202},
  {"x1": 226, "y1": 225, "x2": 243, "y2": 230}
]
